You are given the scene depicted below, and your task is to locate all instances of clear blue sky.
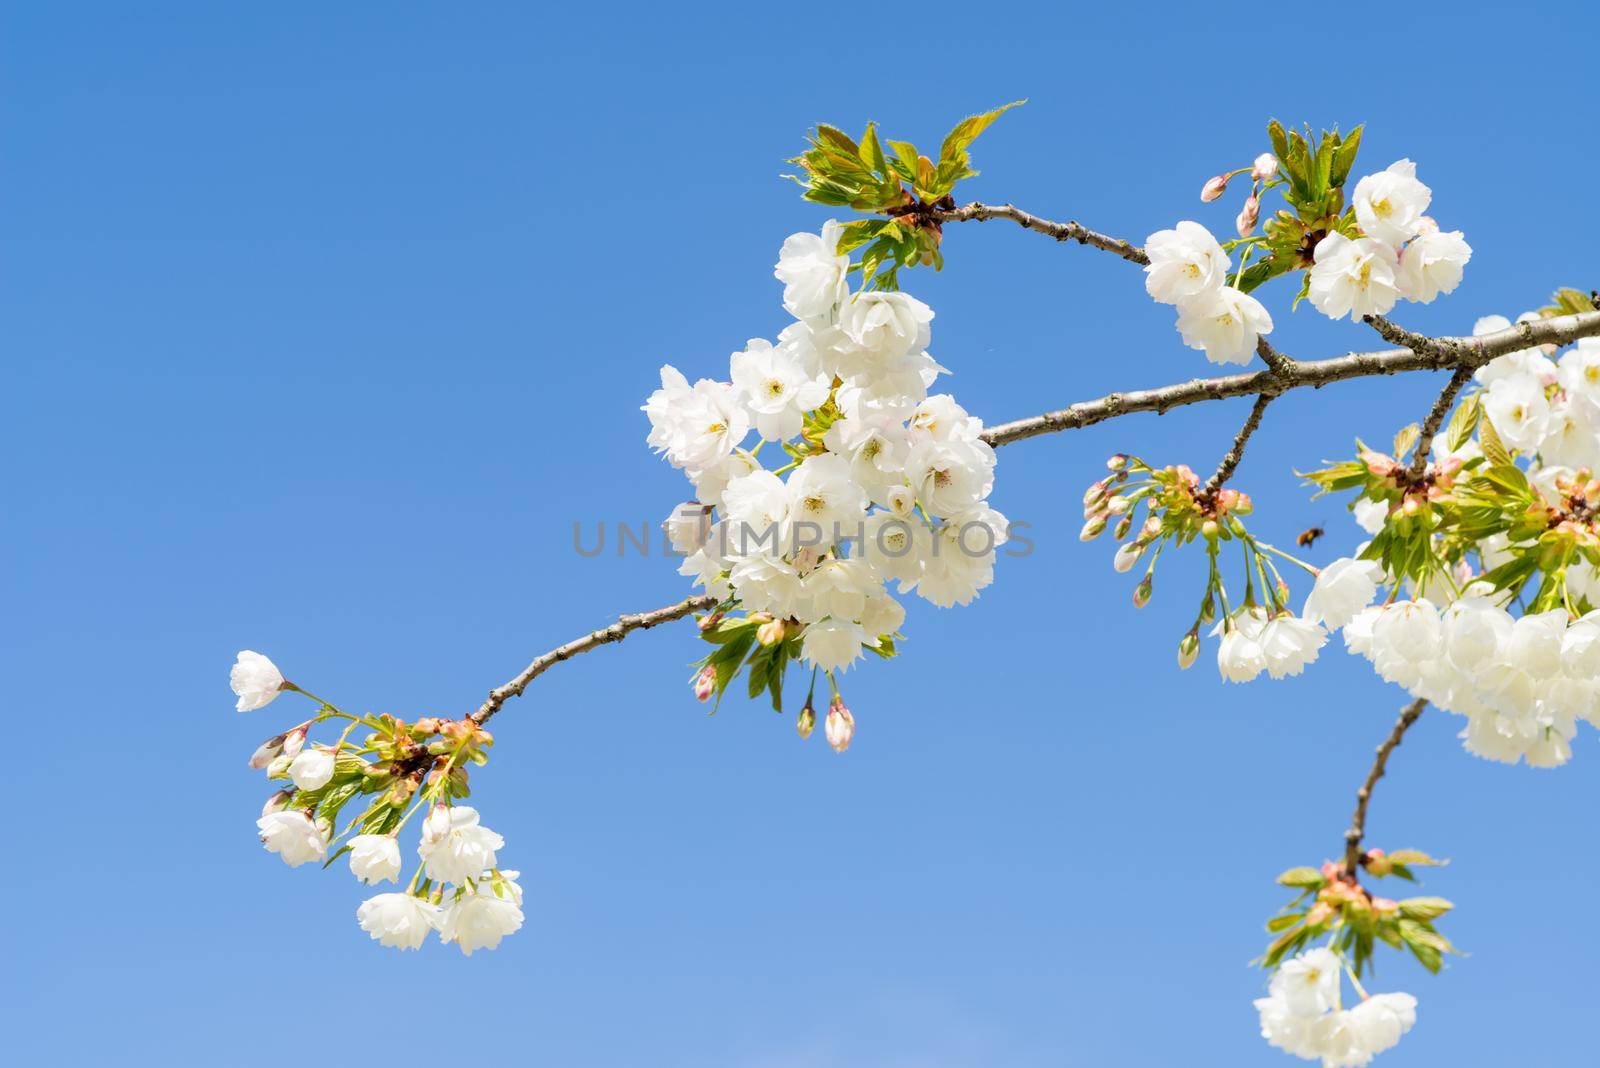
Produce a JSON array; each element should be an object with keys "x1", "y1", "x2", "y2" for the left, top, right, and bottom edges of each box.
[{"x1": 6, "y1": 4, "x2": 1596, "y2": 1065}]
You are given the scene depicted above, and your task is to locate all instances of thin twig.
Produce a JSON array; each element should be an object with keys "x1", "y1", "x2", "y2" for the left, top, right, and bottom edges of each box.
[
  {"x1": 980, "y1": 310, "x2": 1600, "y2": 447},
  {"x1": 931, "y1": 202, "x2": 1150, "y2": 265},
  {"x1": 471, "y1": 595, "x2": 717, "y2": 724},
  {"x1": 1343, "y1": 698, "x2": 1428, "y2": 874},
  {"x1": 1199, "y1": 394, "x2": 1274, "y2": 502},
  {"x1": 1407, "y1": 366, "x2": 1474, "y2": 479},
  {"x1": 1255, "y1": 336, "x2": 1297, "y2": 376}
]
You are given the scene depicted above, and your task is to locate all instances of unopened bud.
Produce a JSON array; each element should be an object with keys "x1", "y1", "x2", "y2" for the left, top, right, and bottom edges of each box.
[
  {"x1": 1113, "y1": 542, "x2": 1143, "y2": 573},
  {"x1": 266, "y1": 753, "x2": 294, "y2": 778},
  {"x1": 281, "y1": 725, "x2": 308, "y2": 759},
  {"x1": 1133, "y1": 575, "x2": 1153, "y2": 609},
  {"x1": 1107, "y1": 453, "x2": 1129, "y2": 472},
  {"x1": 1083, "y1": 478, "x2": 1109, "y2": 509},
  {"x1": 1235, "y1": 195, "x2": 1260, "y2": 237},
  {"x1": 1113, "y1": 515, "x2": 1133, "y2": 541},
  {"x1": 757, "y1": 618, "x2": 787, "y2": 646},
  {"x1": 1106, "y1": 494, "x2": 1131, "y2": 516},
  {"x1": 1079, "y1": 515, "x2": 1108, "y2": 542},
  {"x1": 1362, "y1": 848, "x2": 1392, "y2": 877},
  {"x1": 249, "y1": 732, "x2": 288, "y2": 770},
  {"x1": 261, "y1": 788, "x2": 294, "y2": 816},
  {"x1": 796, "y1": 702, "x2": 817, "y2": 740},
  {"x1": 1201, "y1": 519, "x2": 1220, "y2": 542},
  {"x1": 1200, "y1": 174, "x2": 1230, "y2": 202},
  {"x1": 697, "y1": 612, "x2": 725, "y2": 633},
  {"x1": 1250, "y1": 153, "x2": 1277, "y2": 181},
  {"x1": 1306, "y1": 901, "x2": 1336, "y2": 927},
  {"x1": 825, "y1": 696, "x2": 854, "y2": 753},
  {"x1": 1141, "y1": 516, "x2": 1162, "y2": 538},
  {"x1": 1401, "y1": 496, "x2": 1423, "y2": 518},
  {"x1": 693, "y1": 665, "x2": 717, "y2": 702},
  {"x1": 1177, "y1": 631, "x2": 1200, "y2": 669}
]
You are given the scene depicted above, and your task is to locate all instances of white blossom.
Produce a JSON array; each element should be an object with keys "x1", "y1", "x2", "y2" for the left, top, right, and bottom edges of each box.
[
  {"x1": 357, "y1": 892, "x2": 443, "y2": 951},
  {"x1": 774, "y1": 221, "x2": 849, "y2": 321},
  {"x1": 1308, "y1": 233, "x2": 1400, "y2": 321},
  {"x1": 643, "y1": 366, "x2": 752, "y2": 479},
  {"x1": 1352, "y1": 496, "x2": 1388, "y2": 535},
  {"x1": 824, "y1": 699, "x2": 855, "y2": 752},
  {"x1": 835, "y1": 291, "x2": 934, "y2": 374},
  {"x1": 287, "y1": 748, "x2": 335, "y2": 791},
  {"x1": 231, "y1": 651, "x2": 285, "y2": 712},
  {"x1": 800, "y1": 617, "x2": 868, "y2": 673},
  {"x1": 1394, "y1": 229, "x2": 1470, "y2": 303},
  {"x1": 1174, "y1": 285, "x2": 1274, "y2": 366},
  {"x1": 1143, "y1": 221, "x2": 1229, "y2": 305},
  {"x1": 348, "y1": 833, "x2": 402, "y2": 885},
  {"x1": 1482, "y1": 374, "x2": 1551, "y2": 454},
  {"x1": 418, "y1": 805, "x2": 504, "y2": 886},
  {"x1": 1216, "y1": 610, "x2": 1268, "y2": 683},
  {"x1": 1259, "y1": 614, "x2": 1327, "y2": 678},
  {"x1": 1352, "y1": 159, "x2": 1431, "y2": 247},
  {"x1": 730, "y1": 338, "x2": 830, "y2": 442},
  {"x1": 1271, "y1": 947, "x2": 1342, "y2": 1017},
  {"x1": 440, "y1": 875, "x2": 525, "y2": 955},
  {"x1": 1304, "y1": 558, "x2": 1384, "y2": 629},
  {"x1": 786, "y1": 454, "x2": 869, "y2": 540},
  {"x1": 256, "y1": 810, "x2": 328, "y2": 868}
]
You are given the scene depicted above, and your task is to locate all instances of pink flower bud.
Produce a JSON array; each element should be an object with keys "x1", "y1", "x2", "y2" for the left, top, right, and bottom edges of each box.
[
  {"x1": 1132, "y1": 575, "x2": 1153, "y2": 609},
  {"x1": 281, "y1": 725, "x2": 308, "y2": 759},
  {"x1": 1113, "y1": 542, "x2": 1143, "y2": 573},
  {"x1": 1177, "y1": 632, "x2": 1200, "y2": 669},
  {"x1": 1251, "y1": 153, "x2": 1277, "y2": 181},
  {"x1": 693, "y1": 665, "x2": 716, "y2": 702},
  {"x1": 825, "y1": 696, "x2": 854, "y2": 753},
  {"x1": 1107, "y1": 454, "x2": 1129, "y2": 472},
  {"x1": 249, "y1": 732, "x2": 288, "y2": 770},
  {"x1": 1079, "y1": 515, "x2": 1107, "y2": 542},
  {"x1": 697, "y1": 612, "x2": 725, "y2": 633},
  {"x1": 1235, "y1": 195, "x2": 1260, "y2": 237},
  {"x1": 1200, "y1": 174, "x2": 1230, "y2": 202},
  {"x1": 261, "y1": 788, "x2": 294, "y2": 816}
]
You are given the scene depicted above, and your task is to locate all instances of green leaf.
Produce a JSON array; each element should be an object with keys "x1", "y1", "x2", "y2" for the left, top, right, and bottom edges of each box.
[
  {"x1": 1445, "y1": 393, "x2": 1481, "y2": 452},
  {"x1": 1266, "y1": 912, "x2": 1305, "y2": 933},
  {"x1": 1398, "y1": 897, "x2": 1454, "y2": 921},
  {"x1": 1393, "y1": 423, "x2": 1420, "y2": 461},
  {"x1": 1479, "y1": 415, "x2": 1514, "y2": 467},
  {"x1": 938, "y1": 100, "x2": 1024, "y2": 165},
  {"x1": 1276, "y1": 866, "x2": 1326, "y2": 889},
  {"x1": 1330, "y1": 125, "x2": 1364, "y2": 188},
  {"x1": 858, "y1": 122, "x2": 888, "y2": 177}
]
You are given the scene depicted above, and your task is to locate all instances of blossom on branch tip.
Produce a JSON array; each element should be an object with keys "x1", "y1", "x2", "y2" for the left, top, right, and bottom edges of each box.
[
  {"x1": 1352, "y1": 159, "x2": 1431, "y2": 248},
  {"x1": 1308, "y1": 234, "x2": 1400, "y2": 321},
  {"x1": 774, "y1": 220, "x2": 849, "y2": 321},
  {"x1": 231, "y1": 650, "x2": 285, "y2": 712}
]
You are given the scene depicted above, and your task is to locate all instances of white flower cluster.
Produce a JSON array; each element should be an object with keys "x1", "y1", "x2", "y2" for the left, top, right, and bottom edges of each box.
[
  {"x1": 645, "y1": 223, "x2": 1008, "y2": 676},
  {"x1": 1477, "y1": 320, "x2": 1600, "y2": 469},
  {"x1": 1255, "y1": 949, "x2": 1417, "y2": 1068},
  {"x1": 1295, "y1": 551, "x2": 1600, "y2": 767},
  {"x1": 1144, "y1": 220, "x2": 1275, "y2": 366},
  {"x1": 1308, "y1": 161, "x2": 1471, "y2": 321},
  {"x1": 1214, "y1": 606, "x2": 1329, "y2": 684},
  {"x1": 237, "y1": 652, "x2": 524, "y2": 954}
]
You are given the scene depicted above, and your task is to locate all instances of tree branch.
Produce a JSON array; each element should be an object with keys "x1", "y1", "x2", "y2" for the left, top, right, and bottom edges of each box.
[
  {"x1": 931, "y1": 201, "x2": 1150, "y2": 265},
  {"x1": 1343, "y1": 698, "x2": 1428, "y2": 874},
  {"x1": 1407, "y1": 366, "x2": 1474, "y2": 479},
  {"x1": 1199, "y1": 393, "x2": 1273, "y2": 502},
  {"x1": 471, "y1": 594, "x2": 718, "y2": 724},
  {"x1": 979, "y1": 310, "x2": 1600, "y2": 448}
]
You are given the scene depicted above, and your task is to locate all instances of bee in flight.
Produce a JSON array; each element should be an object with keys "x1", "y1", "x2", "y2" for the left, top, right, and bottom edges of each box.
[{"x1": 1296, "y1": 526, "x2": 1325, "y2": 549}]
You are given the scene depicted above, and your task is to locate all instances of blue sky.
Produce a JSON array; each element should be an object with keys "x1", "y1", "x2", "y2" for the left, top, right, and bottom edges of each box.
[{"x1": 6, "y1": 3, "x2": 1598, "y2": 1065}]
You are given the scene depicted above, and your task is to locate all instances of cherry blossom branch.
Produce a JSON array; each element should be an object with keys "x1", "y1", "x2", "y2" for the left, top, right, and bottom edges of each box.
[
  {"x1": 471, "y1": 594, "x2": 718, "y2": 725},
  {"x1": 475, "y1": 313, "x2": 1600, "y2": 725},
  {"x1": 979, "y1": 310, "x2": 1600, "y2": 447},
  {"x1": 1407, "y1": 366, "x2": 1474, "y2": 479},
  {"x1": 1199, "y1": 393, "x2": 1274, "y2": 502},
  {"x1": 1343, "y1": 698, "x2": 1429, "y2": 874},
  {"x1": 931, "y1": 201, "x2": 1150, "y2": 265}
]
